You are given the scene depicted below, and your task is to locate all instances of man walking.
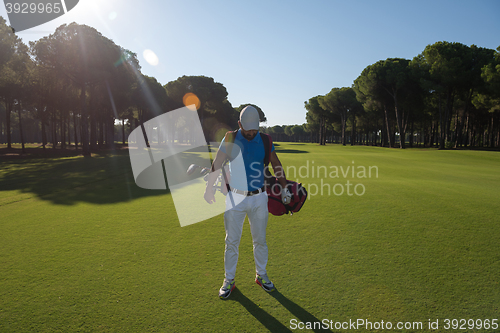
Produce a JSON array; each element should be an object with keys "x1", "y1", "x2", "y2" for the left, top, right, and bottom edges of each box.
[{"x1": 204, "y1": 105, "x2": 291, "y2": 299}]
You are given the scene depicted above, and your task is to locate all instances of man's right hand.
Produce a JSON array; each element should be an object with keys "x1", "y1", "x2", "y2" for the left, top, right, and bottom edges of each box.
[
  {"x1": 204, "y1": 187, "x2": 216, "y2": 204},
  {"x1": 203, "y1": 147, "x2": 228, "y2": 205},
  {"x1": 281, "y1": 187, "x2": 292, "y2": 205}
]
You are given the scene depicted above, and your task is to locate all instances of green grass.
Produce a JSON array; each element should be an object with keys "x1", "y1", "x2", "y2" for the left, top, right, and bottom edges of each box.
[{"x1": 1, "y1": 144, "x2": 499, "y2": 332}]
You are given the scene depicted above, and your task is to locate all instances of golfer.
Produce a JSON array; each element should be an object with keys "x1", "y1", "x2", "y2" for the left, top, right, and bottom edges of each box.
[{"x1": 204, "y1": 106, "x2": 291, "y2": 299}]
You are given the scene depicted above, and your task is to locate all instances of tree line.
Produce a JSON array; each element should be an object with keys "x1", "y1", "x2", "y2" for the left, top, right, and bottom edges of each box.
[
  {"x1": 2, "y1": 17, "x2": 499, "y2": 153},
  {"x1": 304, "y1": 42, "x2": 500, "y2": 149},
  {"x1": 0, "y1": 18, "x2": 262, "y2": 156}
]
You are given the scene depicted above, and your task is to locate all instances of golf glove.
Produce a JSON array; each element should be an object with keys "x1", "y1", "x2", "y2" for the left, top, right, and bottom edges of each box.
[{"x1": 281, "y1": 187, "x2": 292, "y2": 205}]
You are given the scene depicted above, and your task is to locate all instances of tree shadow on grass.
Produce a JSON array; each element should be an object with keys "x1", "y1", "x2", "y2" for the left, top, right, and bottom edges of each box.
[
  {"x1": 0, "y1": 147, "x2": 211, "y2": 206},
  {"x1": 274, "y1": 147, "x2": 309, "y2": 154},
  {"x1": 228, "y1": 288, "x2": 333, "y2": 333},
  {"x1": 0, "y1": 143, "x2": 308, "y2": 207}
]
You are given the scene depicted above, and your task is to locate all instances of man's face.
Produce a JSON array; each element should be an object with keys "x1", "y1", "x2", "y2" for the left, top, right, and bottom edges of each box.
[
  {"x1": 242, "y1": 128, "x2": 258, "y2": 141},
  {"x1": 239, "y1": 121, "x2": 258, "y2": 141}
]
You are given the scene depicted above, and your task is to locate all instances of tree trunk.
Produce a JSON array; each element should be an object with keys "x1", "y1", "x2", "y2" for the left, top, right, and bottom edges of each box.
[
  {"x1": 340, "y1": 114, "x2": 346, "y2": 146},
  {"x1": 488, "y1": 114, "x2": 494, "y2": 148},
  {"x1": 41, "y1": 111, "x2": 47, "y2": 151},
  {"x1": 429, "y1": 122, "x2": 433, "y2": 147},
  {"x1": 60, "y1": 111, "x2": 66, "y2": 149},
  {"x1": 438, "y1": 94, "x2": 445, "y2": 149},
  {"x1": 107, "y1": 117, "x2": 115, "y2": 148},
  {"x1": 341, "y1": 116, "x2": 345, "y2": 146},
  {"x1": 51, "y1": 115, "x2": 57, "y2": 149},
  {"x1": 99, "y1": 118, "x2": 104, "y2": 149},
  {"x1": 453, "y1": 116, "x2": 460, "y2": 147},
  {"x1": 66, "y1": 113, "x2": 70, "y2": 147},
  {"x1": 90, "y1": 116, "x2": 97, "y2": 150},
  {"x1": 322, "y1": 122, "x2": 326, "y2": 145},
  {"x1": 80, "y1": 83, "x2": 91, "y2": 157},
  {"x1": 5, "y1": 100, "x2": 13, "y2": 149},
  {"x1": 350, "y1": 115, "x2": 356, "y2": 146},
  {"x1": 409, "y1": 118, "x2": 414, "y2": 148},
  {"x1": 445, "y1": 90, "x2": 454, "y2": 144},
  {"x1": 464, "y1": 111, "x2": 470, "y2": 148},
  {"x1": 0, "y1": 116, "x2": 3, "y2": 144},
  {"x1": 324, "y1": 122, "x2": 327, "y2": 145},
  {"x1": 483, "y1": 125, "x2": 487, "y2": 148},
  {"x1": 472, "y1": 118, "x2": 477, "y2": 148},
  {"x1": 496, "y1": 127, "x2": 500, "y2": 148},
  {"x1": 380, "y1": 119, "x2": 386, "y2": 147},
  {"x1": 73, "y1": 111, "x2": 78, "y2": 149},
  {"x1": 319, "y1": 117, "x2": 324, "y2": 145},
  {"x1": 456, "y1": 113, "x2": 465, "y2": 148},
  {"x1": 468, "y1": 113, "x2": 475, "y2": 148},
  {"x1": 384, "y1": 106, "x2": 393, "y2": 148},
  {"x1": 122, "y1": 119, "x2": 126, "y2": 145},
  {"x1": 17, "y1": 101, "x2": 26, "y2": 154},
  {"x1": 394, "y1": 104, "x2": 405, "y2": 149}
]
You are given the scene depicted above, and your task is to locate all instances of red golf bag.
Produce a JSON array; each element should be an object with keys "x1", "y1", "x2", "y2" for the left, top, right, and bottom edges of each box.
[{"x1": 266, "y1": 178, "x2": 308, "y2": 216}]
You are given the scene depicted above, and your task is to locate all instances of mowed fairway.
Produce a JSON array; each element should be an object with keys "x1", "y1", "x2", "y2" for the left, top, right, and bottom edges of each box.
[{"x1": 1, "y1": 144, "x2": 499, "y2": 332}]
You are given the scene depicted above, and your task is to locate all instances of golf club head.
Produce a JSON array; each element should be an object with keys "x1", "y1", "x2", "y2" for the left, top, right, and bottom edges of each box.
[{"x1": 186, "y1": 164, "x2": 200, "y2": 175}]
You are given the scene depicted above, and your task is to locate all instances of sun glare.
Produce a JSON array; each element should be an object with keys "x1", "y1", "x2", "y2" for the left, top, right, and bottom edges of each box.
[{"x1": 143, "y1": 49, "x2": 159, "y2": 66}]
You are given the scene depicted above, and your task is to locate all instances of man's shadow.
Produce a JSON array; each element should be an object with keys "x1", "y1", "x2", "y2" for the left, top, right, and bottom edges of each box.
[{"x1": 228, "y1": 288, "x2": 333, "y2": 332}]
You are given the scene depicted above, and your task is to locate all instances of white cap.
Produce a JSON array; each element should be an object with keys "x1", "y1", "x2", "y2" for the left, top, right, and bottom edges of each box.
[{"x1": 239, "y1": 106, "x2": 260, "y2": 130}]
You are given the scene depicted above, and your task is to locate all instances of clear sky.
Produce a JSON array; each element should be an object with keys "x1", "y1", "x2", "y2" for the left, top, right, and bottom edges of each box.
[{"x1": 1, "y1": 0, "x2": 499, "y2": 127}]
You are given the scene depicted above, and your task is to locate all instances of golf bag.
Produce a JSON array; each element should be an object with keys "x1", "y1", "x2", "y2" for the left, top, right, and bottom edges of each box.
[{"x1": 266, "y1": 178, "x2": 308, "y2": 216}]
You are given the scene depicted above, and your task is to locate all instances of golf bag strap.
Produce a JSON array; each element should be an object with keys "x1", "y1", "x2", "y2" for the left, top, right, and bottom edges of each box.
[
  {"x1": 222, "y1": 131, "x2": 239, "y2": 208},
  {"x1": 224, "y1": 130, "x2": 239, "y2": 162},
  {"x1": 260, "y1": 133, "x2": 273, "y2": 188},
  {"x1": 219, "y1": 159, "x2": 229, "y2": 183},
  {"x1": 220, "y1": 160, "x2": 235, "y2": 206},
  {"x1": 260, "y1": 133, "x2": 272, "y2": 166}
]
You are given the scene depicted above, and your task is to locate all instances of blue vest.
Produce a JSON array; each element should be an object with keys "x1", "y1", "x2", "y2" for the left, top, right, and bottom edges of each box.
[{"x1": 219, "y1": 130, "x2": 275, "y2": 191}]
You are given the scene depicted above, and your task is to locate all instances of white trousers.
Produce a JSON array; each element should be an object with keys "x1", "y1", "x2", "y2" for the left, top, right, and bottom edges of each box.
[{"x1": 224, "y1": 191, "x2": 269, "y2": 280}]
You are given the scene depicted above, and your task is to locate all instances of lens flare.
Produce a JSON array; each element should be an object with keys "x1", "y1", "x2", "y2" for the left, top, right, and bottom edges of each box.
[
  {"x1": 114, "y1": 50, "x2": 132, "y2": 67},
  {"x1": 183, "y1": 93, "x2": 201, "y2": 110},
  {"x1": 214, "y1": 126, "x2": 231, "y2": 142},
  {"x1": 143, "y1": 49, "x2": 159, "y2": 66}
]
